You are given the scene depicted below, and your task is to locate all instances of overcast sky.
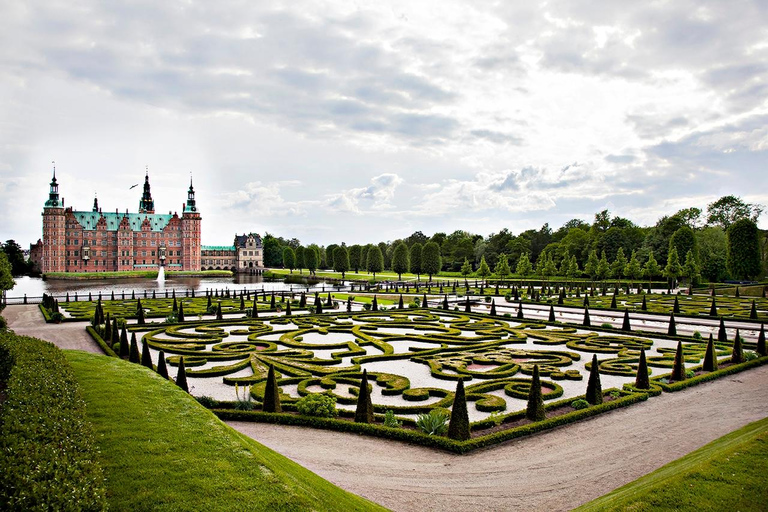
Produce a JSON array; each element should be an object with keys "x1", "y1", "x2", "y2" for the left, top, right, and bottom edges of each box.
[{"x1": 2, "y1": 1, "x2": 767, "y2": 247}]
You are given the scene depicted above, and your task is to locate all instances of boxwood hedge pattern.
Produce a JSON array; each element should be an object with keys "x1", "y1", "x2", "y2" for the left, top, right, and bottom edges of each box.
[{"x1": 123, "y1": 309, "x2": 761, "y2": 423}]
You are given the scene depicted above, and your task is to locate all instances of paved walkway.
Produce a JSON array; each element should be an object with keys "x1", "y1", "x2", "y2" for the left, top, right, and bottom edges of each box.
[{"x1": 3, "y1": 305, "x2": 102, "y2": 353}]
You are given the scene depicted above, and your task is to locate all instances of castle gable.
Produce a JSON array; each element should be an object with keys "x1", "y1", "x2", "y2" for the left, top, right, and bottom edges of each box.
[{"x1": 72, "y1": 210, "x2": 173, "y2": 232}]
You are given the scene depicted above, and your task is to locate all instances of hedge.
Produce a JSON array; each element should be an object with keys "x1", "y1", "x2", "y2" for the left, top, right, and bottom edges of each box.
[
  {"x1": 86, "y1": 325, "x2": 118, "y2": 357},
  {"x1": 651, "y1": 355, "x2": 768, "y2": 393},
  {"x1": 0, "y1": 332, "x2": 107, "y2": 510}
]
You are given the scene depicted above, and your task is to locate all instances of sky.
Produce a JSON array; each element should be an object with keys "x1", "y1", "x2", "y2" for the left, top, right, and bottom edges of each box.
[{"x1": 1, "y1": 0, "x2": 767, "y2": 248}]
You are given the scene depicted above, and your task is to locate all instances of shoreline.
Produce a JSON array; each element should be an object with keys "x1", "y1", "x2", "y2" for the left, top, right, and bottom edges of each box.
[{"x1": 42, "y1": 270, "x2": 234, "y2": 281}]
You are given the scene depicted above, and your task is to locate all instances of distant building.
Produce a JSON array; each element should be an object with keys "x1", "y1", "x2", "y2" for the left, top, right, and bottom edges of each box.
[
  {"x1": 31, "y1": 168, "x2": 202, "y2": 273},
  {"x1": 200, "y1": 233, "x2": 264, "y2": 274}
]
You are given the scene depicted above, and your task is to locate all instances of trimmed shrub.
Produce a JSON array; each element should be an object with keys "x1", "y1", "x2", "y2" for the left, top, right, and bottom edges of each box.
[
  {"x1": 585, "y1": 354, "x2": 603, "y2": 405},
  {"x1": 731, "y1": 329, "x2": 744, "y2": 364},
  {"x1": 178, "y1": 302, "x2": 185, "y2": 322},
  {"x1": 571, "y1": 399, "x2": 589, "y2": 410},
  {"x1": 447, "y1": 379, "x2": 470, "y2": 441},
  {"x1": 635, "y1": 348, "x2": 650, "y2": 389},
  {"x1": 176, "y1": 356, "x2": 189, "y2": 393},
  {"x1": 703, "y1": 334, "x2": 718, "y2": 372},
  {"x1": 526, "y1": 364, "x2": 545, "y2": 422},
  {"x1": 583, "y1": 307, "x2": 591, "y2": 327},
  {"x1": 296, "y1": 393, "x2": 337, "y2": 418},
  {"x1": 750, "y1": 300, "x2": 758, "y2": 320},
  {"x1": 0, "y1": 333, "x2": 107, "y2": 510},
  {"x1": 718, "y1": 317, "x2": 727, "y2": 342},
  {"x1": 757, "y1": 324, "x2": 766, "y2": 357},
  {"x1": 354, "y1": 369, "x2": 374, "y2": 423},
  {"x1": 490, "y1": 299, "x2": 497, "y2": 316},
  {"x1": 709, "y1": 298, "x2": 717, "y2": 317},
  {"x1": 621, "y1": 308, "x2": 631, "y2": 331},
  {"x1": 140, "y1": 339, "x2": 153, "y2": 369},
  {"x1": 156, "y1": 350, "x2": 169, "y2": 379},
  {"x1": 667, "y1": 312, "x2": 677, "y2": 336},
  {"x1": 548, "y1": 304, "x2": 555, "y2": 322},
  {"x1": 128, "y1": 332, "x2": 140, "y2": 363},
  {"x1": 671, "y1": 340, "x2": 685, "y2": 381},
  {"x1": 372, "y1": 296, "x2": 379, "y2": 312}
]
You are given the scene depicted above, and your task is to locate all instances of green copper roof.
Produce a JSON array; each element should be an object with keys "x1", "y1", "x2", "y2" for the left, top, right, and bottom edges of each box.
[
  {"x1": 201, "y1": 245, "x2": 235, "y2": 251},
  {"x1": 72, "y1": 211, "x2": 173, "y2": 232}
]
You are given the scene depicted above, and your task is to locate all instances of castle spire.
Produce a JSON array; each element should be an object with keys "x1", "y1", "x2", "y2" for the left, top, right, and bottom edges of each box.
[
  {"x1": 45, "y1": 161, "x2": 61, "y2": 208},
  {"x1": 138, "y1": 166, "x2": 155, "y2": 214},
  {"x1": 184, "y1": 173, "x2": 197, "y2": 213},
  {"x1": 93, "y1": 193, "x2": 99, "y2": 212}
]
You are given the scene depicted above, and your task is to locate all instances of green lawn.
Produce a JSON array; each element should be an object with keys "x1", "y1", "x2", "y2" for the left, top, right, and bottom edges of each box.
[
  {"x1": 267, "y1": 269, "x2": 460, "y2": 282},
  {"x1": 66, "y1": 351, "x2": 385, "y2": 512},
  {"x1": 576, "y1": 416, "x2": 768, "y2": 511}
]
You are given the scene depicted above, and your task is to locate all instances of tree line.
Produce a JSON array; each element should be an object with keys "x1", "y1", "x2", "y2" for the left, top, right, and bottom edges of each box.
[{"x1": 263, "y1": 195, "x2": 766, "y2": 283}]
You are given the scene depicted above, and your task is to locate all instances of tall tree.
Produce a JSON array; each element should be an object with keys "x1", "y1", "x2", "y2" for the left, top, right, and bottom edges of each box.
[
  {"x1": 460, "y1": 258, "x2": 472, "y2": 277},
  {"x1": 421, "y1": 241, "x2": 442, "y2": 280},
  {"x1": 366, "y1": 245, "x2": 384, "y2": 279},
  {"x1": 2, "y1": 240, "x2": 29, "y2": 276},
  {"x1": 697, "y1": 227, "x2": 728, "y2": 282},
  {"x1": 644, "y1": 251, "x2": 661, "y2": 288},
  {"x1": 727, "y1": 218, "x2": 762, "y2": 280},
  {"x1": 304, "y1": 246, "x2": 318, "y2": 276},
  {"x1": 282, "y1": 246, "x2": 296, "y2": 273},
  {"x1": 409, "y1": 242, "x2": 423, "y2": 280},
  {"x1": 624, "y1": 250, "x2": 642, "y2": 288},
  {"x1": 0, "y1": 252, "x2": 15, "y2": 300},
  {"x1": 663, "y1": 246, "x2": 682, "y2": 286},
  {"x1": 333, "y1": 246, "x2": 350, "y2": 279},
  {"x1": 596, "y1": 251, "x2": 611, "y2": 282},
  {"x1": 494, "y1": 253, "x2": 511, "y2": 282},
  {"x1": 391, "y1": 242, "x2": 410, "y2": 280},
  {"x1": 566, "y1": 255, "x2": 580, "y2": 285},
  {"x1": 669, "y1": 226, "x2": 697, "y2": 263},
  {"x1": 706, "y1": 195, "x2": 763, "y2": 229},
  {"x1": 516, "y1": 253, "x2": 533, "y2": 284},
  {"x1": 325, "y1": 244, "x2": 339, "y2": 270},
  {"x1": 348, "y1": 244, "x2": 362, "y2": 273},
  {"x1": 584, "y1": 249, "x2": 599, "y2": 282},
  {"x1": 295, "y1": 246, "x2": 305, "y2": 274},
  {"x1": 682, "y1": 249, "x2": 700, "y2": 286},
  {"x1": 476, "y1": 255, "x2": 491, "y2": 281},
  {"x1": 610, "y1": 247, "x2": 627, "y2": 283}
]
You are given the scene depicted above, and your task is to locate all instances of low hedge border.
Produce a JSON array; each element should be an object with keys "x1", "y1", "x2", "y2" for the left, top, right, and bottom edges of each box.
[
  {"x1": 0, "y1": 331, "x2": 107, "y2": 510},
  {"x1": 651, "y1": 355, "x2": 768, "y2": 393},
  {"x1": 214, "y1": 390, "x2": 648, "y2": 454},
  {"x1": 85, "y1": 326, "x2": 118, "y2": 358}
]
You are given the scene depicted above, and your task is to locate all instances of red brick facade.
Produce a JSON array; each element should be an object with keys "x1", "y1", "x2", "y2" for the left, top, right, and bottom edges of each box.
[{"x1": 35, "y1": 171, "x2": 202, "y2": 273}]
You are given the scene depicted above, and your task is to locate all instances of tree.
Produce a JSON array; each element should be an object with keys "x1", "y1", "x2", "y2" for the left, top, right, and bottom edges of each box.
[
  {"x1": 610, "y1": 247, "x2": 627, "y2": 284},
  {"x1": 727, "y1": 219, "x2": 762, "y2": 280},
  {"x1": 304, "y1": 246, "x2": 318, "y2": 276},
  {"x1": 624, "y1": 250, "x2": 642, "y2": 288},
  {"x1": 596, "y1": 251, "x2": 611, "y2": 282},
  {"x1": 421, "y1": 242, "x2": 441, "y2": 280},
  {"x1": 282, "y1": 247, "x2": 296, "y2": 273},
  {"x1": 494, "y1": 253, "x2": 511, "y2": 282},
  {"x1": 682, "y1": 249, "x2": 700, "y2": 286},
  {"x1": 584, "y1": 249, "x2": 599, "y2": 283},
  {"x1": 333, "y1": 246, "x2": 350, "y2": 279},
  {"x1": 391, "y1": 242, "x2": 410, "y2": 280},
  {"x1": 644, "y1": 251, "x2": 661, "y2": 288},
  {"x1": 409, "y1": 242, "x2": 423, "y2": 279},
  {"x1": 663, "y1": 246, "x2": 682, "y2": 286},
  {"x1": 669, "y1": 226, "x2": 697, "y2": 264},
  {"x1": 516, "y1": 253, "x2": 533, "y2": 284},
  {"x1": 476, "y1": 255, "x2": 491, "y2": 281},
  {"x1": 354, "y1": 369, "x2": 374, "y2": 424},
  {"x1": 2, "y1": 240, "x2": 30, "y2": 276},
  {"x1": 349, "y1": 244, "x2": 362, "y2": 273},
  {"x1": 262, "y1": 235, "x2": 283, "y2": 267},
  {"x1": 325, "y1": 244, "x2": 339, "y2": 270},
  {"x1": 0, "y1": 252, "x2": 15, "y2": 299},
  {"x1": 366, "y1": 245, "x2": 384, "y2": 279},
  {"x1": 566, "y1": 255, "x2": 580, "y2": 285},
  {"x1": 447, "y1": 379, "x2": 470, "y2": 441},
  {"x1": 460, "y1": 258, "x2": 472, "y2": 277},
  {"x1": 295, "y1": 246, "x2": 305, "y2": 274},
  {"x1": 706, "y1": 195, "x2": 763, "y2": 229}
]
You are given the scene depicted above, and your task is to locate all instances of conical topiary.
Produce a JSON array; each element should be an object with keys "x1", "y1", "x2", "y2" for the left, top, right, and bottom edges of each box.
[
  {"x1": 285, "y1": 301, "x2": 292, "y2": 316},
  {"x1": 671, "y1": 340, "x2": 685, "y2": 381},
  {"x1": 673, "y1": 295, "x2": 680, "y2": 314},
  {"x1": 398, "y1": 294, "x2": 404, "y2": 309},
  {"x1": 490, "y1": 299, "x2": 497, "y2": 316},
  {"x1": 443, "y1": 295, "x2": 449, "y2": 310},
  {"x1": 175, "y1": 356, "x2": 189, "y2": 393},
  {"x1": 709, "y1": 298, "x2": 717, "y2": 317},
  {"x1": 621, "y1": 309, "x2": 631, "y2": 331},
  {"x1": 156, "y1": 351, "x2": 169, "y2": 379},
  {"x1": 354, "y1": 369, "x2": 374, "y2": 424},
  {"x1": 525, "y1": 365, "x2": 545, "y2": 422},
  {"x1": 635, "y1": 348, "x2": 650, "y2": 389},
  {"x1": 703, "y1": 334, "x2": 718, "y2": 372},
  {"x1": 757, "y1": 324, "x2": 766, "y2": 357},
  {"x1": 583, "y1": 295, "x2": 589, "y2": 307},
  {"x1": 270, "y1": 293, "x2": 276, "y2": 309},
  {"x1": 718, "y1": 317, "x2": 727, "y2": 342},
  {"x1": 610, "y1": 294, "x2": 617, "y2": 309},
  {"x1": 240, "y1": 295, "x2": 245, "y2": 311},
  {"x1": 464, "y1": 296, "x2": 471, "y2": 313},
  {"x1": 641, "y1": 294, "x2": 647, "y2": 311},
  {"x1": 262, "y1": 364, "x2": 281, "y2": 413},
  {"x1": 667, "y1": 313, "x2": 677, "y2": 336},
  {"x1": 447, "y1": 378, "x2": 470, "y2": 441},
  {"x1": 120, "y1": 324, "x2": 128, "y2": 351},
  {"x1": 119, "y1": 327, "x2": 129, "y2": 359},
  {"x1": 299, "y1": 293, "x2": 306, "y2": 307},
  {"x1": 750, "y1": 300, "x2": 758, "y2": 320},
  {"x1": 583, "y1": 307, "x2": 591, "y2": 327},
  {"x1": 548, "y1": 304, "x2": 556, "y2": 322},
  {"x1": 216, "y1": 301, "x2": 223, "y2": 320},
  {"x1": 517, "y1": 302, "x2": 524, "y2": 319},
  {"x1": 178, "y1": 302, "x2": 185, "y2": 322},
  {"x1": 372, "y1": 296, "x2": 378, "y2": 311},
  {"x1": 173, "y1": 297, "x2": 178, "y2": 313},
  {"x1": 585, "y1": 354, "x2": 603, "y2": 405},
  {"x1": 422, "y1": 293, "x2": 428, "y2": 309},
  {"x1": 731, "y1": 329, "x2": 743, "y2": 364},
  {"x1": 111, "y1": 320, "x2": 119, "y2": 347},
  {"x1": 129, "y1": 333, "x2": 140, "y2": 363},
  {"x1": 140, "y1": 339, "x2": 153, "y2": 369}
]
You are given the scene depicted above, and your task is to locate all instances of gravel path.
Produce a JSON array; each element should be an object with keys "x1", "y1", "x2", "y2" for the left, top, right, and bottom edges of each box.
[
  {"x1": 229, "y1": 366, "x2": 768, "y2": 512},
  {"x1": 5, "y1": 304, "x2": 767, "y2": 511}
]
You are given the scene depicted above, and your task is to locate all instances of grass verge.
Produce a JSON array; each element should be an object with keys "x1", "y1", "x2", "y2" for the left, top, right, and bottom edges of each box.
[
  {"x1": 576, "y1": 416, "x2": 768, "y2": 511},
  {"x1": 65, "y1": 351, "x2": 384, "y2": 512}
]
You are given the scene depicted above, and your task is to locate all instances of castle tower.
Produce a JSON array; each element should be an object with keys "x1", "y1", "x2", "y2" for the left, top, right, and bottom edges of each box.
[
  {"x1": 138, "y1": 170, "x2": 155, "y2": 214},
  {"x1": 181, "y1": 177, "x2": 201, "y2": 270},
  {"x1": 41, "y1": 164, "x2": 66, "y2": 273}
]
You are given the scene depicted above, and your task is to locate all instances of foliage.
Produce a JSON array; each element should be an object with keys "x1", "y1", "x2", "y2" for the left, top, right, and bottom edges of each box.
[
  {"x1": 585, "y1": 354, "x2": 603, "y2": 405},
  {"x1": 526, "y1": 364, "x2": 546, "y2": 421},
  {"x1": 354, "y1": 369, "x2": 374, "y2": 423},
  {"x1": 234, "y1": 383, "x2": 255, "y2": 410},
  {"x1": 282, "y1": 246, "x2": 296, "y2": 273},
  {"x1": 727, "y1": 219, "x2": 762, "y2": 280},
  {"x1": 571, "y1": 399, "x2": 589, "y2": 410},
  {"x1": 494, "y1": 253, "x2": 511, "y2": 281},
  {"x1": 0, "y1": 251, "x2": 14, "y2": 293},
  {"x1": 663, "y1": 246, "x2": 682, "y2": 283},
  {"x1": 460, "y1": 258, "x2": 472, "y2": 277},
  {"x1": 706, "y1": 194, "x2": 764, "y2": 229},
  {"x1": 447, "y1": 379, "x2": 470, "y2": 441},
  {"x1": 2, "y1": 239, "x2": 31, "y2": 276},
  {"x1": 333, "y1": 246, "x2": 350, "y2": 279},
  {"x1": 0, "y1": 332, "x2": 107, "y2": 510},
  {"x1": 383, "y1": 410, "x2": 402, "y2": 428},
  {"x1": 416, "y1": 409, "x2": 449, "y2": 436},
  {"x1": 391, "y1": 242, "x2": 410, "y2": 280},
  {"x1": 297, "y1": 393, "x2": 338, "y2": 418},
  {"x1": 409, "y1": 242, "x2": 423, "y2": 278},
  {"x1": 421, "y1": 242, "x2": 442, "y2": 279},
  {"x1": 262, "y1": 364, "x2": 282, "y2": 413},
  {"x1": 366, "y1": 245, "x2": 384, "y2": 279}
]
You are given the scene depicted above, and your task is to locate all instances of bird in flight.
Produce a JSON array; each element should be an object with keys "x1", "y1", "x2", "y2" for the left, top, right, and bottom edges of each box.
[{"x1": 129, "y1": 183, "x2": 139, "y2": 189}]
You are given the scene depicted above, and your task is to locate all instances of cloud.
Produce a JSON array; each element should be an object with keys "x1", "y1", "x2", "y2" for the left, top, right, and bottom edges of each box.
[{"x1": 326, "y1": 173, "x2": 404, "y2": 213}]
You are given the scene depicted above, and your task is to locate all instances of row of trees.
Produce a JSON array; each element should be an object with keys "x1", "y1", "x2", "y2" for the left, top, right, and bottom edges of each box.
[{"x1": 264, "y1": 195, "x2": 765, "y2": 282}]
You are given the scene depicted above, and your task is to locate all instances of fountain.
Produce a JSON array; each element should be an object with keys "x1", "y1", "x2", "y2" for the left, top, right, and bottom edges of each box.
[{"x1": 157, "y1": 266, "x2": 166, "y2": 289}]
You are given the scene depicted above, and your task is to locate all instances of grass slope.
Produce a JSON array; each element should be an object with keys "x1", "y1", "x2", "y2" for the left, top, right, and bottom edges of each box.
[
  {"x1": 66, "y1": 351, "x2": 385, "y2": 512},
  {"x1": 576, "y1": 416, "x2": 768, "y2": 511}
]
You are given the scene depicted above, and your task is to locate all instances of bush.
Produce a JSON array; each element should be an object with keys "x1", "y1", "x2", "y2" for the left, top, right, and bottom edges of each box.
[
  {"x1": 416, "y1": 409, "x2": 449, "y2": 436},
  {"x1": 296, "y1": 393, "x2": 337, "y2": 418},
  {"x1": 0, "y1": 332, "x2": 107, "y2": 510},
  {"x1": 196, "y1": 396, "x2": 217, "y2": 408},
  {"x1": 571, "y1": 399, "x2": 589, "y2": 410},
  {"x1": 235, "y1": 383, "x2": 254, "y2": 411},
  {"x1": 744, "y1": 351, "x2": 758, "y2": 362},
  {"x1": 383, "y1": 410, "x2": 402, "y2": 428},
  {"x1": 600, "y1": 322, "x2": 613, "y2": 329}
]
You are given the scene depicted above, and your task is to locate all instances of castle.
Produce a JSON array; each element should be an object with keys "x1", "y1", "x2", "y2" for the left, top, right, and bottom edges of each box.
[
  {"x1": 30, "y1": 167, "x2": 264, "y2": 274},
  {"x1": 31, "y1": 168, "x2": 202, "y2": 273}
]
